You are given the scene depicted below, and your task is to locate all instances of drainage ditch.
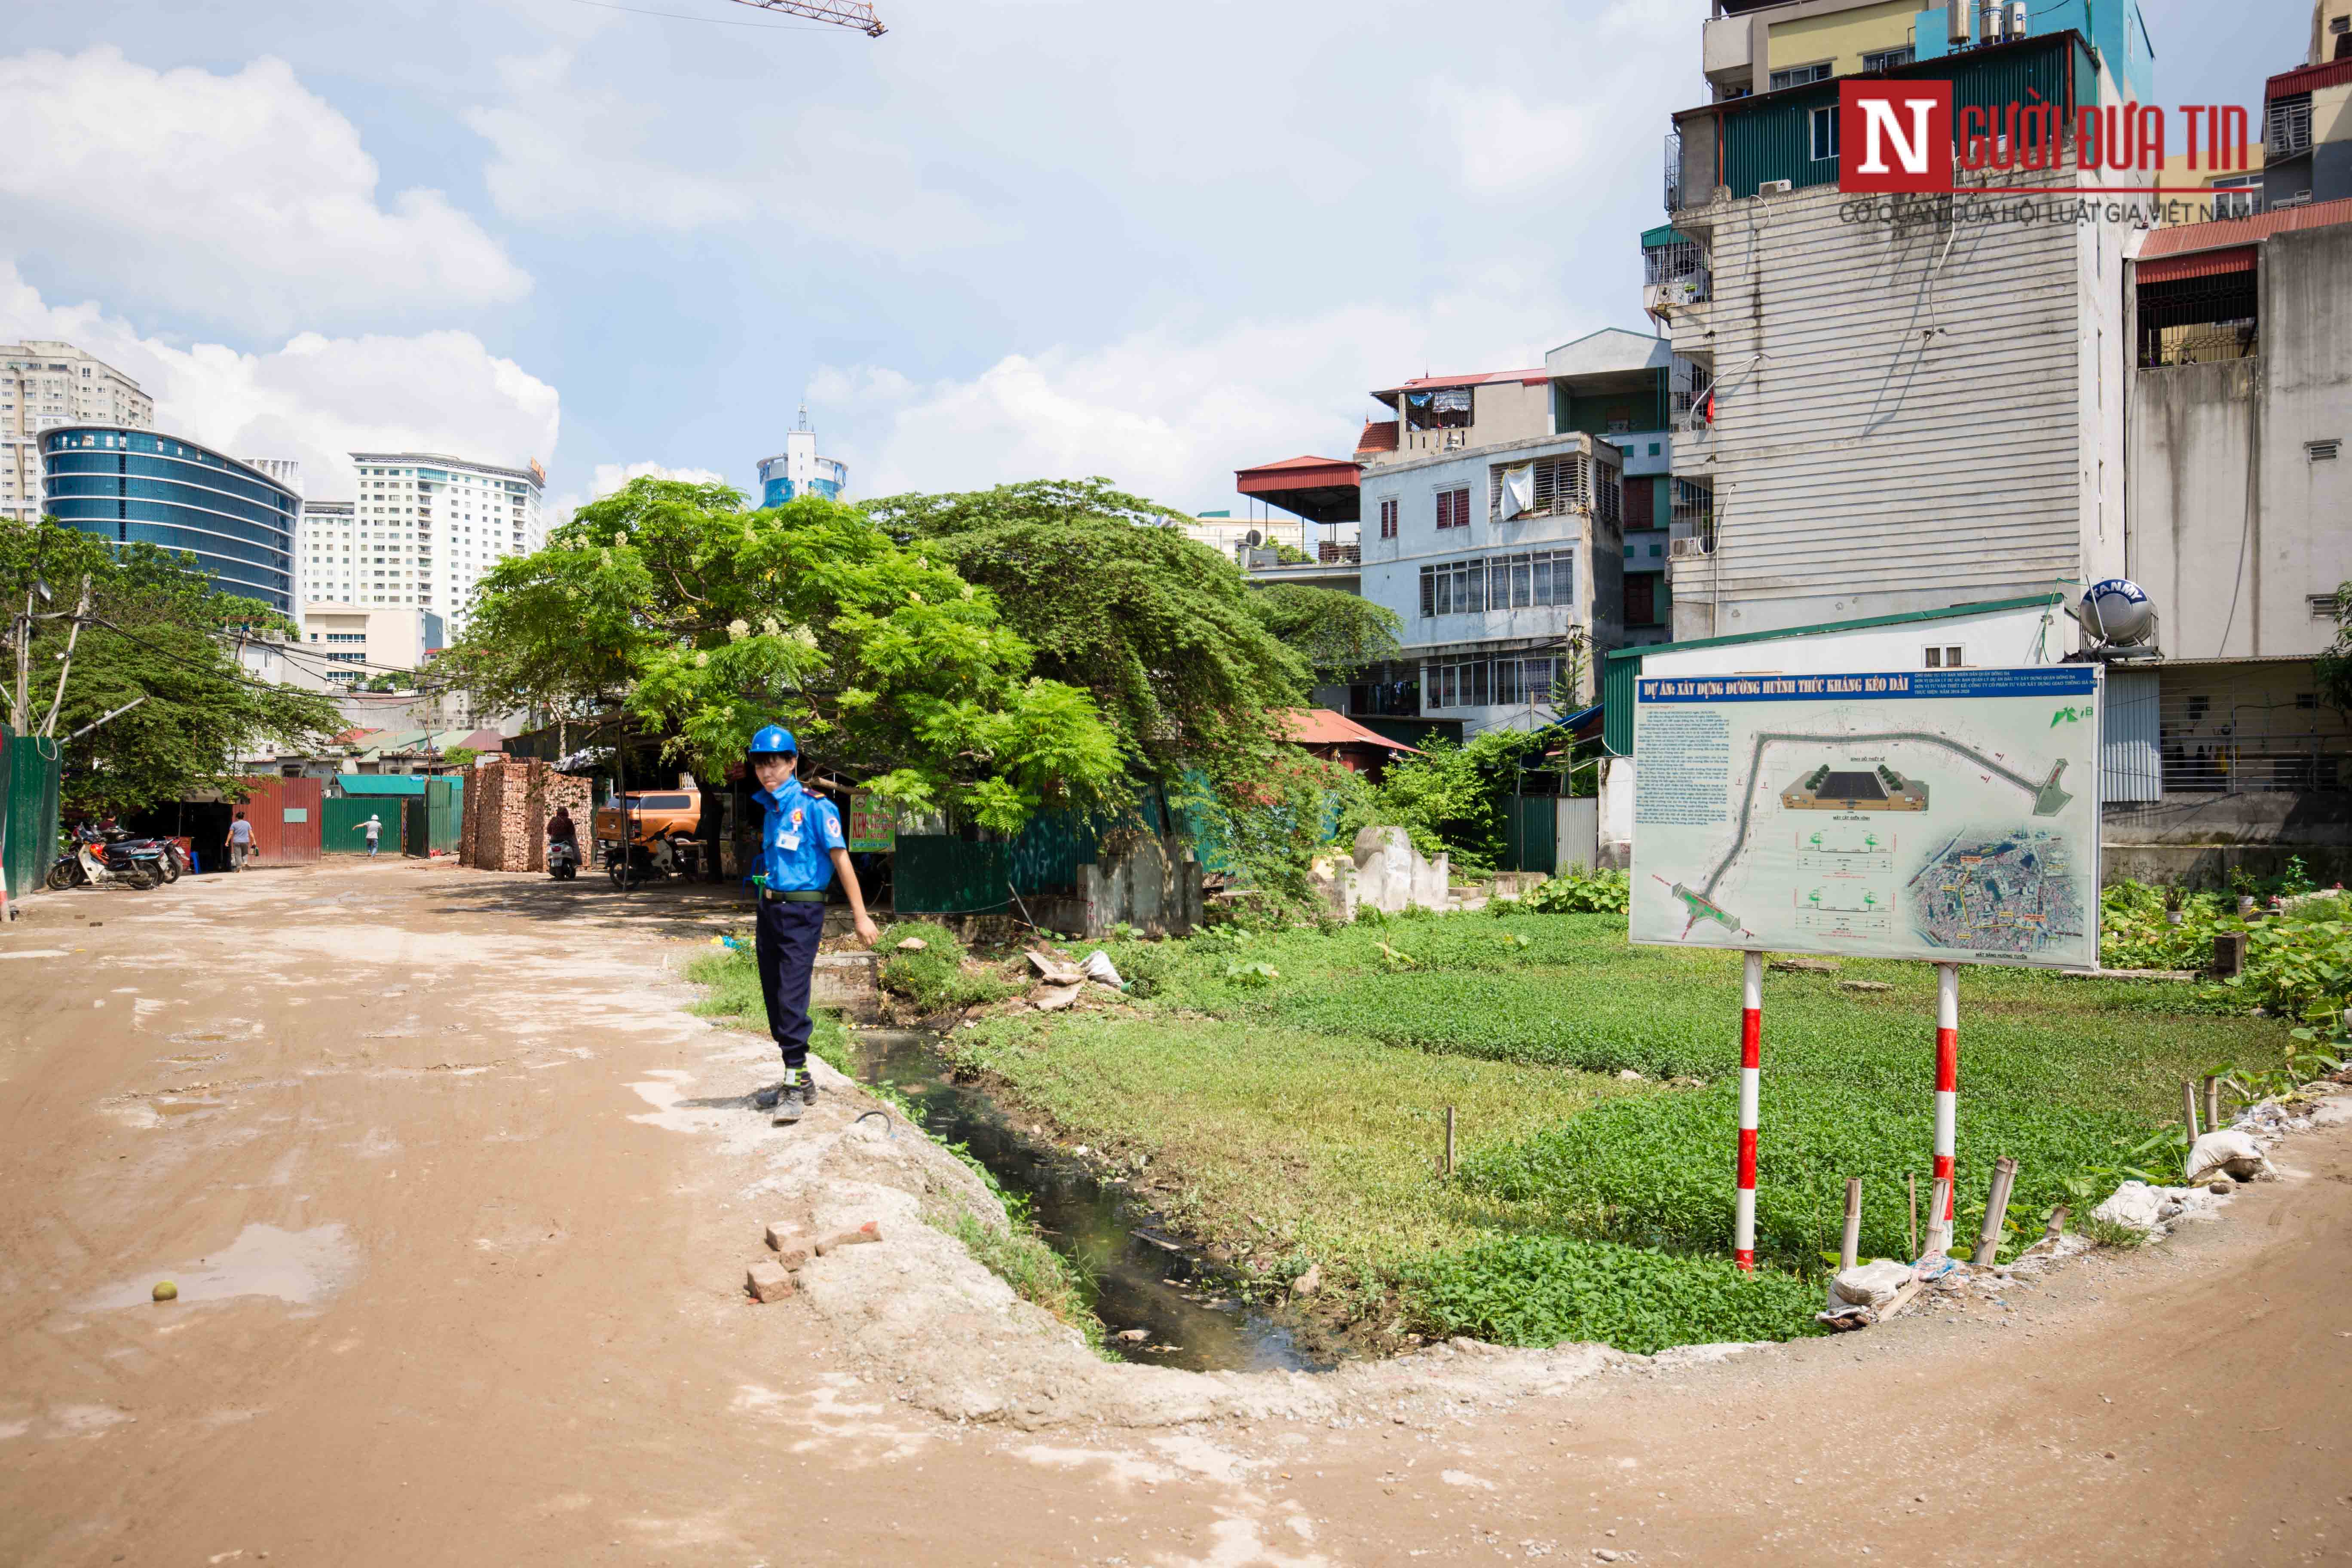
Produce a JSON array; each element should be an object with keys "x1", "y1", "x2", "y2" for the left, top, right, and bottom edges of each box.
[{"x1": 848, "y1": 1027, "x2": 1332, "y2": 1374}]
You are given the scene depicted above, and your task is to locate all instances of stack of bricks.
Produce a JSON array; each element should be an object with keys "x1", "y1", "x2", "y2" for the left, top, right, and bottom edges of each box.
[{"x1": 459, "y1": 759, "x2": 592, "y2": 872}]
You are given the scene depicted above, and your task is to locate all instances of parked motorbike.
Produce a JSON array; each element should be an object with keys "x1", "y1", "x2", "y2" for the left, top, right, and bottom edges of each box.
[
  {"x1": 46, "y1": 825, "x2": 159, "y2": 891},
  {"x1": 97, "y1": 824, "x2": 181, "y2": 883},
  {"x1": 604, "y1": 831, "x2": 702, "y2": 888},
  {"x1": 547, "y1": 838, "x2": 580, "y2": 880}
]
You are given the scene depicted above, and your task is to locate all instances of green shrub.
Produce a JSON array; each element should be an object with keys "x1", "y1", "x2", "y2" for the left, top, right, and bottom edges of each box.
[
  {"x1": 1403, "y1": 1233, "x2": 1823, "y2": 1354},
  {"x1": 876, "y1": 921, "x2": 1014, "y2": 1012},
  {"x1": 1515, "y1": 868, "x2": 1631, "y2": 915}
]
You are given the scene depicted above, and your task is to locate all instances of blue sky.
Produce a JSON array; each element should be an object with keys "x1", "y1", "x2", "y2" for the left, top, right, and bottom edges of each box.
[{"x1": 0, "y1": 0, "x2": 2309, "y2": 518}]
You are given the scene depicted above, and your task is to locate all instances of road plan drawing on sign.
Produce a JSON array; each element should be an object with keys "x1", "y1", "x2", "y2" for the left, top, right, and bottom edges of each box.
[{"x1": 1631, "y1": 667, "x2": 2101, "y2": 968}]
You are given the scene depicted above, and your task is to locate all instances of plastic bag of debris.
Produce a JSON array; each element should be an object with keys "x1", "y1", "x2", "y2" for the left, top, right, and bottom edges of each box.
[
  {"x1": 1830, "y1": 1259, "x2": 1914, "y2": 1309},
  {"x1": 2184, "y1": 1129, "x2": 2265, "y2": 1183},
  {"x1": 1081, "y1": 950, "x2": 1124, "y2": 989}
]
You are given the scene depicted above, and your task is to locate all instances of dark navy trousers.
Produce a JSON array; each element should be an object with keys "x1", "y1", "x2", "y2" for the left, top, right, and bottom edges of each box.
[{"x1": 754, "y1": 898, "x2": 826, "y2": 1070}]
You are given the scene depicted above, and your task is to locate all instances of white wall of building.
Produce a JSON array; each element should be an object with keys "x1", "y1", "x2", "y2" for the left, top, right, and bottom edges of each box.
[
  {"x1": 0, "y1": 340, "x2": 153, "y2": 522},
  {"x1": 309, "y1": 452, "x2": 545, "y2": 631}
]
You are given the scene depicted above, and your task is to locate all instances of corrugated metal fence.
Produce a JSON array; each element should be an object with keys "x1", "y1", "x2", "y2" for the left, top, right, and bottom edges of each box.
[
  {"x1": 2100, "y1": 667, "x2": 2161, "y2": 803},
  {"x1": 321, "y1": 795, "x2": 390, "y2": 854},
  {"x1": 1, "y1": 723, "x2": 64, "y2": 902},
  {"x1": 232, "y1": 777, "x2": 323, "y2": 863}
]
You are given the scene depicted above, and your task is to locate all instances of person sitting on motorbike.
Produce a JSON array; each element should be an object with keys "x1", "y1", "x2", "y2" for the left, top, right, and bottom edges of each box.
[{"x1": 548, "y1": 808, "x2": 578, "y2": 850}]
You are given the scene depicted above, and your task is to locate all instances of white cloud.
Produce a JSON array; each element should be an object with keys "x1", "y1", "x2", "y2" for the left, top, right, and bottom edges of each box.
[
  {"x1": 812, "y1": 276, "x2": 1603, "y2": 511},
  {"x1": 590, "y1": 460, "x2": 728, "y2": 497},
  {"x1": 1428, "y1": 83, "x2": 1599, "y2": 194},
  {"x1": 463, "y1": 47, "x2": 1002, "y2": 249},
  {"x1": 1, "y1": 264, "x2": 560, "y2": 503},
  {"x1": 0, "y1": 46, "x2": 529, "y2": 334}
]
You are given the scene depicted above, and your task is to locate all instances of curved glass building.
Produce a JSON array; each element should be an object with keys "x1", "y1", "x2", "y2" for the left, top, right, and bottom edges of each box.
[
  {"x1": 43, "y1": 426, "x2": 297, "y2": 612},
  {"x1": 756, "y1": 406, "x2": 847, "y2": 506}
]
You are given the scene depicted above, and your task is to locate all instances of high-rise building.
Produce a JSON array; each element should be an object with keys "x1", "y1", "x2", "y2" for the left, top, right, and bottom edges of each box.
[
  {"x1": 1, "y1": 340, "x2": 154, "y2": 523},
  {"x1": 43, "y1": 426, "x2": 297, "y2": 613},
  {"x1": 756, "y1": 405, "x2": 847, "y2": 505},
  {"x1": 313, "y1": 452, "x2": 547, "y2": 631}
]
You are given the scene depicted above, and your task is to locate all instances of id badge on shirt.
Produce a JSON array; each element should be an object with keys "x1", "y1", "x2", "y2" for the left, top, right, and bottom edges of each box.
[{"x1": 781, "y1": 833, "x2": 801, "y2": 852}]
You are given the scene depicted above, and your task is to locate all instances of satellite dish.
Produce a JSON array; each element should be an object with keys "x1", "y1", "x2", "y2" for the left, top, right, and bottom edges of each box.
[{"x1": 2082, "y1": 579, "x2": 2156, "y2": 647}]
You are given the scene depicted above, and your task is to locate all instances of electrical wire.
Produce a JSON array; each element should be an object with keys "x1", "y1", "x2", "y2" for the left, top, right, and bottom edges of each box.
[{"x1": 551, "y1": 0, "x2": 859, "y2": 31}]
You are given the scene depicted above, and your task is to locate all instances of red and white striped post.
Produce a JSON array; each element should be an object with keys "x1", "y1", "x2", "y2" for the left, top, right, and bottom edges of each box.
[
  {"x1": 1929, "y1": 962, "x2": 1960, "y2": 1254},
  {"x1": 1734, "y1": 949, "x2": 1763, "y2": 1271}
]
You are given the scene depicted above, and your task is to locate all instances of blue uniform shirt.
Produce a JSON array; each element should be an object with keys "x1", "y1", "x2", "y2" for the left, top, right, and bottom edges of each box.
[{"x1": 753, "y1": 777, "x2": 845, "y2": 891}]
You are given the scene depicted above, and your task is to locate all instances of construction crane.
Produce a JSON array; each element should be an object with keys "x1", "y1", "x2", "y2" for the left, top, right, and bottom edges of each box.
[{"x1": 726, "y1": 0, "x2": 886, "y2": 35}]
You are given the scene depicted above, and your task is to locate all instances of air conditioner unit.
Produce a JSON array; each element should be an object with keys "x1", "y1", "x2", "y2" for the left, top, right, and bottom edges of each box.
[
  {"x1": 1669, "y1": 537, "x2": 1712, "y2": 560},
  {"x1": 1758, "y1": 178, "x2": 1794, "y2": 196}
]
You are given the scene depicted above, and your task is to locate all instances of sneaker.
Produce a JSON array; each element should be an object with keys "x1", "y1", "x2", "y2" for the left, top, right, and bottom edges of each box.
[
  {"x1": 799, "y1": 1073, "x2": 819, "y2": 1109},
  {"x1": 769, "y1": 1069, "x2": 807, "y2": 1125},
  {"x1": 752, "y1": 1080, "x2": 787, "y2": 1111}
]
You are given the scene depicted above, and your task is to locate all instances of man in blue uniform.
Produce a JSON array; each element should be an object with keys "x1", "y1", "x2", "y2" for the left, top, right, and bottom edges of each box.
[{"x1": 743, "y1": 724, "x2": 879, "y2": 1124}]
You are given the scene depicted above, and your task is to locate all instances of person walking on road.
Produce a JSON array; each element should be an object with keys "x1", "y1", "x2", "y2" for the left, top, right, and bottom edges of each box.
[
  {"x1": 225, "y1": 811, "x2": 255, "y2": 872},
  {"x1": 354, "y1": 814, "x2": 383, "y2": 858},
  {"x1": 743, "y1": 725, "x2": 878, "y2": 1124}
]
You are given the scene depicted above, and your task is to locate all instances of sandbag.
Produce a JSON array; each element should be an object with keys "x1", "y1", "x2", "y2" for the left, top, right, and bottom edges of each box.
[
  {"x1": 2092, "y1": 1180, "x2": 2165, "y2": 1232},
  {"x1": 2185, "y1": 1128, "x2": 2265, "y2": 1183},
  {"x1": 1831, "y1": 1259, "x2": 1914, "y2": 1308},
  {"x1": 1081, "y1": 950, "x2": 1124, "y2": 989}
]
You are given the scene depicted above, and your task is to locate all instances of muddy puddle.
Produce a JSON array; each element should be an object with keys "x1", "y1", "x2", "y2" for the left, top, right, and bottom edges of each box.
[
  {"x1": 849, "y1": 1027, "x2": 1332, "y2": 1375},
  {"x1": 80, "y1": 1222, "x2": 360, "y2": 1311}
]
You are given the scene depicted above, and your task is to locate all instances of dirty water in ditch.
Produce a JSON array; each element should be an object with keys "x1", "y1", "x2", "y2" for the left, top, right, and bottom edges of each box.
[{"x1": 848, "y1": 1027, "x2": 1334, "y2": 1375}]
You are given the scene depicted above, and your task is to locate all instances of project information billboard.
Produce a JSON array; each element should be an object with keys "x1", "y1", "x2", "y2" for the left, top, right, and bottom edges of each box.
[{"x1": 1630, "y1": 666, "x2": 2102, "y2": 969}]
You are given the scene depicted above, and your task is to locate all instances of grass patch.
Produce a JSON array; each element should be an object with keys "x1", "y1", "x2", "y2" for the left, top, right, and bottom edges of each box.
[
  {"x1": 1404, "y1": 1234, "x2": 1822, "y2": 1354},
  {"x1": 877, "y1": 921, "x2": 1017, "y2": 1013},
  {"x1": 954, "y1": 909, "x2": 2292, "y2": 1351},
  {"x1": 685, "y1": 942, "x2": 851, "y2": 1072}
]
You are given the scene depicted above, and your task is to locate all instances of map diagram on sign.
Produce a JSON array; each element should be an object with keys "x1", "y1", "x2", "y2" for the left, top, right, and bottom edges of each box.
[{"x1": 1631, "y1": 668, "x2": 2101, "y2": 969}]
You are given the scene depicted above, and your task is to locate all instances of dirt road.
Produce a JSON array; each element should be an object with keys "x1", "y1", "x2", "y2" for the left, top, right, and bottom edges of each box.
[{"x1": 2, "y1": 860, "x2": 2346, "y2": 1566}]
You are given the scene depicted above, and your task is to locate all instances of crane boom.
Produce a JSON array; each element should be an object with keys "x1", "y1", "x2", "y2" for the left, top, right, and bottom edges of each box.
[{"x1": 726, "y1": 0, "x2": 886, "y2": 35}]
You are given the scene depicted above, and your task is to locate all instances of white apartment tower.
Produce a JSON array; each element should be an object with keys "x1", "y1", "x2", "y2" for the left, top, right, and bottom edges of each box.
[
  {"x1": 303, "y1": 452, "x2": 547, "y2": 633},
  {"x1": 0, "y1": 340, "x2": 154, "y2": 522}
]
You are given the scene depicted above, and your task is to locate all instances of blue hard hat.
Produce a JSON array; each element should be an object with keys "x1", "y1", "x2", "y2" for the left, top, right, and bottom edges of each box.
[{"x1": 748, "y1": 723, "x2": 797, "y2": 756}]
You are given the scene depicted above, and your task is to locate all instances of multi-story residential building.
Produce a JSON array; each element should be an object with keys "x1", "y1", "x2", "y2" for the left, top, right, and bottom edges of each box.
[
  {"x1": 757, "y1": 406, "x2": 848, "y2": 505},
  {"x1": 320, "y1": 451, "x2": 546, "y2": 629},
  {"x1": 296, "y1": 499, "x2": 351, "y2": 609},
  {"x1": 2264, "y1": 51, "x2": 2352, "y2": 211},
  {"x1": 1699, "y1": 0, "x2": 2151, "y2": 106},
  {"x1": 297, "y1": 606, "x2": 448, "y2": 688},
  {"x1": 1181, "y1": 508, "x2": 1308, "y2": 564},
  {"x1": 1, "y1": 341, "x2": 153, "y2": 523},
  {"x1": 43, "y1": 426, "x2": 297, "y2": 612},
  {"x1": 1659, "y1": 29, "x2": 2138, "y2": 642}
]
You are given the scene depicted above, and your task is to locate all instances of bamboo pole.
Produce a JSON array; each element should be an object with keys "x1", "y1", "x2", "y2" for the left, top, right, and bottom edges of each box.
[
  {"x1": 1907, "y1": 1171, "x2": 1918, "y2": 1259},
  {"x1": 1443, "y1": 1106, "x2": 1455, "y2": 1177},
  {"x1": 1839, "y1": 1177, "x2": 1863, "y2": 1271},
  {"x1": 2043, "y1": 1205, "x2": 2068, "y2": 1243},
  {"x1": 1928, "y1": 1176, "x2": 1954, "y2": 1256},
  {"x1": 1972, "y1": 1157, "x2": 2019, "y2": 1266},
  {"x1": 2180, "y1": 1079, "x2": 2201, "y2": 1145},
  {"x1": 2203, "y1": 1075, "x2": 2222, "y2": 1132}
]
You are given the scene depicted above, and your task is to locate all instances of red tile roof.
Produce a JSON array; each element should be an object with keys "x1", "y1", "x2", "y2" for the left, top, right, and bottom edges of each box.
[
  {"x1": 2139, "y1": 196, "x2": 2352, "y2": 258},
  {"x1": 1371, "y1": 369, "x2": 1549, "y2": 398},
  {"x1": 456, "y1": 729, "x2": 505, "y2": 753},
  {"x1": 331, "y1": 727, "x2": 383, "y2": 745},
  {"x1": 1356, "y1": 419, "x2": 1399, "y2": 454},
  {"x1": 1283, "y1": 708, "x2": 1421, "y2": 753}
]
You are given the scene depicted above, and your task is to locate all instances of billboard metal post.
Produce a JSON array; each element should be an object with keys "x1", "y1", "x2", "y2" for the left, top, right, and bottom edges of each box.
[
  {"x1": 1734, "y1": 949, "x2": 1762, "y2": 1271},
  {"x1": 1930, "y1": 962, "x2": 1960, "y2": 1253}
]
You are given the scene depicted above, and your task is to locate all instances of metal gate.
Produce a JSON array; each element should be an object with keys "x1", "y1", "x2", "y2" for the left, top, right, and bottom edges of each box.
[
  {"x1": 322, "y1": 796, "x2": 391, "y2": 854},
  {"x1": 1500, "y1": 793, "x2": 1557, "y2": 875}
]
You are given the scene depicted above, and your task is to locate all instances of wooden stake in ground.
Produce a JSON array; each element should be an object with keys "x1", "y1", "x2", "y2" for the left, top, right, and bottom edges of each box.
[
  {"x1": 1840, "y1": 1177, "x2": 1863, "y2": 1271},
  {"x1": 1443, "y1": 1105, "x2": 1455, "y2": 1177},
  {"x1": 1929, "y1": 1176, "x2": 1954, "y2": 1256},
  {"x1": 1907, "y1": 1171, "x2": 1918, "y2": 1259},
  {"x1": 2204, "y1": 1075, "x2": 2222, "y2": 1133},
  {"x1": 1734, "y1": 950, "x2": 1763, "y2": 1272},
  {"x1": 1972, "y1": 1157, "x2": 2019, "y2": 1266},
  {"x1": 2181, "y1": 1079, "x2": 2201, "y2": 1144},
  {"x1": 2044, "y1": 1204, "x2": 2068, "y2": 1242}
]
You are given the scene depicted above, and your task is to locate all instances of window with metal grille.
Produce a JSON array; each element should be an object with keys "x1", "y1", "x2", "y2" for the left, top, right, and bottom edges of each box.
[
  {"x1": 2136, "y1": 271, "x2": 2258, "y2": 367},
  {"x1": 1809, "y1": 105, "x2": 1839, "y2": 162},
  {"x1": 1418, "y1": 551, "x2": 1574, "y2": 617},
  {"x1": 1378, "y1": 496, "x2": 1398, "y2": 539},
  {"x1": 2155, "y1": 679, "x2": 2352, "y2": 793},
  {"x1": 1862, "y1": 46, "x2": 1915, "y2": 72},
  {"x1": 1768, "y1": 62, "x2": 1831, "y2": 90},
  {"x1": 1426, "y1": 656, "x2": 1561, "y2": 710},
  {"x1": 2268, "y1": 92, "x2": 2313, "y2": 158},
  {"x1": 1488, "y1": 454, "x2": 1590, "y2": 519},
  {"x1": 1435, "y1": 486, "x2": 1470, "y2": 530}
]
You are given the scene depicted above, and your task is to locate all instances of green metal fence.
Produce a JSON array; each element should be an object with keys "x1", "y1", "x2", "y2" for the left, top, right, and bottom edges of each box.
[
  {"x1": 322, "y1": 795, "x2": 394, "y2": 854},
  {"x1": 1499, "y1": 793, "x2": 1558, "y2": 876},
  {"x1": 894, "y1": 836, "x2": 1012, "y2": 915},
  {"x1": 426, "y1": 778, "x2": 461, "y2": 853},
  {"x1": 1, "y1": 723, "x2": 64, "y2": 902}
]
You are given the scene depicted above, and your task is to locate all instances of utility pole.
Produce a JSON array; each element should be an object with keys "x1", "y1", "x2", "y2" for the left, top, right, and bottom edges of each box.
[
  {"x1": 40, "y1": 575, "x2": 92, "y2": 737},
  {"x1": 10, "y1": 588, "x2": 30, "y2": 733}
]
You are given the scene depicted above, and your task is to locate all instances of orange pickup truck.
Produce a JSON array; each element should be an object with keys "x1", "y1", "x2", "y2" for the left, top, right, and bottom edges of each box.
[{"x1": 594, "y1": 787, "x2": 704, "y2": 885}]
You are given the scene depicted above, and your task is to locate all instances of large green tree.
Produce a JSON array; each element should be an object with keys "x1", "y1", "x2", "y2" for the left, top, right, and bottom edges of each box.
[
  {"x1": 1244, "y1": 583, "x2": 1401, "y2": 682},
  {"x1": 864, "y1": 479, "x2": 1320, "y2": 790},
  {"x1": 0, "y1": 522, "x2": 345, "y2": 813},
  {"x1": 438, "y1": 478, "x2": 1124, "y2": 832}
]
